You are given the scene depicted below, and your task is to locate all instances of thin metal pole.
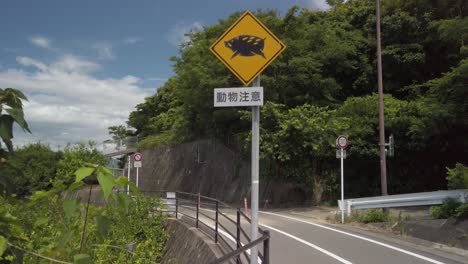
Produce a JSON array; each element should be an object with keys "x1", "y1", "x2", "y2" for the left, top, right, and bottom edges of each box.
[
  {"x1": 263, "y1": 230, "x2": 270, "y2": 264},
  {"x1": 376, "y1": 0, "x2": 388, "y2": 196},
  {"x1": 250, "y1": 76, "x2": 260, "y2": 264},
  {"x1": 127, "y1": 155, "x2": 131, "y2": 195},
  {"x1": 215, "y1": 201, "x2": 219, "y2": 243},
  {"x1": 236, "y1": 209, "x2": 241, "y2": 264},
  {"x1": 136, "y1": 167, "x2": 139, "y2": 189},
  {"x1": 196, "y1": 196, "x2": 199, "y2": 228},
  {"x1": 341, "y1": 148, "x2": 344, "y2": 224}
]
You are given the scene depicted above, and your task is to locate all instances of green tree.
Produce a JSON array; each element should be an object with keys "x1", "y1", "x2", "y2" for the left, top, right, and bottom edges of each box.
[
  {"x1": 4, "y1": 143, "x2": 63, "y2": 196},
  {"x1": 56, "y1": 142, "x2": 108, "y2": 184}
]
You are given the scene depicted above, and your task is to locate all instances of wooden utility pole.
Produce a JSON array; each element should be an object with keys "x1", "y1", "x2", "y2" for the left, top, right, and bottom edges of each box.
[{"x1": 376, "y1": 0, "x2": 388, "y2": 196}]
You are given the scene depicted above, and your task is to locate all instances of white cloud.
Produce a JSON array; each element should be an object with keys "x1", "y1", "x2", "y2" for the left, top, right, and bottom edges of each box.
[
  {"x1": 167, "y1": 21, "x2": 203, "y2": 46},
  {"x1": 30, "y1": 36, "x2": 52, "y2": 49},
  {"x1": 124, "y1": 37, "x2": 142, "y2": 44},
  {"x1": 1, "y1": 55, "x2": 151, "y2": 147},
  {"x1": 306, "y1": 0, "x2": 331, "y2": 10},
  {"x1": 93, "y1": 43, "x2": 115, "y2": 60}
]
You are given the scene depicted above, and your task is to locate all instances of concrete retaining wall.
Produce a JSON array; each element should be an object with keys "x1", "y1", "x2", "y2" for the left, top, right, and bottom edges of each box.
[{"x1": 162, "y1": 218, "x2": 222, "y2": 264}]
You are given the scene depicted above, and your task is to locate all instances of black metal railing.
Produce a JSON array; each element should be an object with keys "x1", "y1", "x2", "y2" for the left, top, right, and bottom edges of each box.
[{"x1": 143, "y1": 191, "x2": 270, "y2": 264}]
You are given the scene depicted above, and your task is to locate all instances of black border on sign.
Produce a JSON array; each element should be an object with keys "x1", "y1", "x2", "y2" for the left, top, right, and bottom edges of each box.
[
  {"x1": 336, "y1": 135, "x2": 349, "y2": 149},
  {"x1": 209, "y1": 10, "x2": 286, "y2": 86}
]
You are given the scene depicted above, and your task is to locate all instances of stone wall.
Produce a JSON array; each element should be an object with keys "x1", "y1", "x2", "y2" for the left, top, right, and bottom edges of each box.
[{"x1": 129, "y1": 139, "x2": 309, "y2": 206}]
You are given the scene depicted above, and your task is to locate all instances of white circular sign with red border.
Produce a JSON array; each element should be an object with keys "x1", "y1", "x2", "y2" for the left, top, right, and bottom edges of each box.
[
  {"x1": 336, "y1": 135, "x2": 349, "y2": 149},
  {"x1": 133, "y1": 152, "x2": 143, "y2": 161}
]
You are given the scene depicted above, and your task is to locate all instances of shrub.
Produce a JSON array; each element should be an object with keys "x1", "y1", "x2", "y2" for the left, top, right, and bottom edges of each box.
[
  {"x1": 429, "y1": 198, "x2": 462, "y2": 219},
  {"x1": 455, "y1": 203, "x2": 468, "y2": 219},
  {"x1": 446, "y1": 163, "x2": 468, "y2": 189},
  {"x1": 359, "y1": 209, "x2": 390, "y2": 223},
  {"x1": 56, "y1": 142, "x2": 108, "y2": 184},
  {"x1": 3, "y1": 143, "x2": 63, "y2": 195}
]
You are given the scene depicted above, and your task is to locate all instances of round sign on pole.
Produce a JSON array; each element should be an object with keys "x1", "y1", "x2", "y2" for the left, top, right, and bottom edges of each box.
[
  {"x1": 336, "y1": 135, "x2": 349, "y2": 149},
  {"x1": 133, "y1": 152, "x2": 142, "y2": 161}
]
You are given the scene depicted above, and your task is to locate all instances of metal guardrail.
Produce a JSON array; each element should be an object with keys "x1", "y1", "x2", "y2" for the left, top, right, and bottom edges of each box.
[
  {"x1": 339, "y1": 189, "x2": 468, "y2": 214},
  {"x1": 144, "y1": 191, "x2": 270, "y2": 264}
]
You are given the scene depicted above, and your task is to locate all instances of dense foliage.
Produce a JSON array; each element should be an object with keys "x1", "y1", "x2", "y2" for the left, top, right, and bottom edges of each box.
[
  {"x1": 4, "y1": 144, "x2": 63, "y2": 196},
  {"x1": 56, "y1": 142, "x2": 108, "y2": 184},
  {"x1": 127, "y1": 0, "x2": 467, "y2": 202},
  {"x1": 1, "y1": 165, "x2": 167, "y2": 263}
]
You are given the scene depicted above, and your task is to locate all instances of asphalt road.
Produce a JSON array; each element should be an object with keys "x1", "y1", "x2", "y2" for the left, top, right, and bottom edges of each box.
[
  {"x1": 258, "y1": 211, "x2": 466, "y2": 264},
  {"x1": 176, "y1": 205, "x2": 467, "y2": 264}
]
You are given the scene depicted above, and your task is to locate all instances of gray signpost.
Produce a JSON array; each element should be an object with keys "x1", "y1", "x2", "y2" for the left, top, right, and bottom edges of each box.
[
  {"x1": 210, "y1": 11, "x2": 285, "y2": 263},
  {"x1": 250, "y1": 77, "x2": 260, "y2": 264},
  {"x1": 336, "y1": 135, "x2": 348, "y2": 224}
]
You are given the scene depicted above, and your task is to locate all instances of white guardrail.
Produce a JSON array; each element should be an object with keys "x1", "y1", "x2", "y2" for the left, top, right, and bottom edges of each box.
[{"x1": 338, "y1": 189, "x2": 468, "y2": 215}]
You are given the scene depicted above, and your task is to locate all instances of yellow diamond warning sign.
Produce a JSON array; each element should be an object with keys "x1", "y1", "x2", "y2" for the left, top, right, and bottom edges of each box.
[{"x1": 210, "y1": 10, "x2": 286, "y2": 86}]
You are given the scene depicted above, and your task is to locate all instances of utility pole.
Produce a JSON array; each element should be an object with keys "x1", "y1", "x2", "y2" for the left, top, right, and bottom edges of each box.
[{"x1": 376, "y1": 0, "x2": 388, "y2": 196}]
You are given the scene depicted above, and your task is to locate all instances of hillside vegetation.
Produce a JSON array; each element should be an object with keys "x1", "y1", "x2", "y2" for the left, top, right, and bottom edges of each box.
[{"x1": 127, "y1": 0, "x2": 467, "y2": 202}]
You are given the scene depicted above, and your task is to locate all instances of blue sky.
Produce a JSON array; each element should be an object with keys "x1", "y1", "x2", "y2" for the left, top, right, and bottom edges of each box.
[{"x1": 0, "y1": 0, "x2": 329, "y2": 149}]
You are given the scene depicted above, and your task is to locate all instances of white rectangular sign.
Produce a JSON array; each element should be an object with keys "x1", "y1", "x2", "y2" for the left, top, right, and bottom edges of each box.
[
  {"x1": 214, "y1": 87, "x2": 263, "y2": 107},
  {"x1": 134, "y1": 161, "x2": 142, "y2": 168}
]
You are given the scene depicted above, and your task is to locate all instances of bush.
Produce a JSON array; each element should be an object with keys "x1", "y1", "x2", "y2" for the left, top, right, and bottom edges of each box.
[
  {"x1": 429, "y1": 198, "x2": 462, "y2": 219},
  {"x1": 1, "y1": 143, "x2": 63, "y2": 196},
  {"x1": 359, "y1": 209, "x2": 390, "y2": 223},
  {"x1": 56, "y1": 142, "x2": 108, "y2": 184},
  {"x1": 446, "y1": 163, "x2": 468, "y2": 189},
  {"x1": 455, "y1": 203, "x2": 468, "y2": 219}
]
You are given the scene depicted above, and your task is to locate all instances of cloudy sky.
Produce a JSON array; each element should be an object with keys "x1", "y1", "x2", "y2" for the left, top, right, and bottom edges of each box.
[{"x1": 0, "y1": 0, "x2": 329, "y2": 149}]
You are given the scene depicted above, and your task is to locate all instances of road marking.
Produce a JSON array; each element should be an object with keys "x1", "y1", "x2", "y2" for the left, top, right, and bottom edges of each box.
[
  {"x1": 261, "y1": 223, "x2": 353, "y2": 264},
  {"x1": 260, "y1": 211, "x2": 447, "y2": 264},
  {"x1": 185, "y1": 207, "x2": 352, "y2": 264}
]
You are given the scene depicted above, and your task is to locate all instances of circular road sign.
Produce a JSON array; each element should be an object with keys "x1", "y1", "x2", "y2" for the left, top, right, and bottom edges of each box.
[
  {"x1": 336, "y1": 135, "x2": 349, "y2": 149},
  {"x1": 133, "y1": 152, "x2": 143, "y2": 162}
]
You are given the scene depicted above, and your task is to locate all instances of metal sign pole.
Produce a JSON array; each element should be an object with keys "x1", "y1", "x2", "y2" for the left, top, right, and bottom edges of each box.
[
  {"x1": 250, "y1": 76, "x2": 260, "y2": 264},
  {"x1": 136, "y1": 167, "x2": 139, "y2": 189},
  {"x1": 341, "y1": 148, "x2": 344, "y2": 224},
  {"x1": 127, "y1": 155, "x2": 131, "y2": 195}
]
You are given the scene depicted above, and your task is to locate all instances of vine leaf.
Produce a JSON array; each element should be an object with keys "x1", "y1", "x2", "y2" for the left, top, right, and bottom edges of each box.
[
  {"x1": 96, "y1": 167, "x2": 115, "y2": 199},
  {"x1": 0, "y1": 235, "x2": 7, "y2": 257},
  {"x1": 74, "y1": 167, "x2": 95, "y2": 182}
]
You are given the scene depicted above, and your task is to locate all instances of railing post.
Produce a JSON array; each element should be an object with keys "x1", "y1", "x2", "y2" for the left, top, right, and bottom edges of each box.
[
  {"x1": 215, "y1": 201, "x2": 219, "y2": 243},
  {"x1": 175, "y1": 197, "x2": 178, "y2": 219},
  {"x1": 263, "y1": 230, "x2": 270, "y2": 264},
  {"x1": 236, "y1": 209, "x2": 241, "y2": 264},
  {"x1": 196, "y1": 195, "x2": 200, "y2": 228}
]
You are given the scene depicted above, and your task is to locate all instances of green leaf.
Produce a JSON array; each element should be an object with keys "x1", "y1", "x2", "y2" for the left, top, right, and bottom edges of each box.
[
  {"x1": 74, "y1": 167, "x2": 95, "y2": 182},
  {"x1": 57, "y1": 230, "x2": 74, "y2": 247},
  {"x1": 62, "y1": 199, "x2": 80, "y2": 219},
  {"x1": 0, "y1": 115, "x2": 14, "y2": 152},
  {"x1": 0, "y1": 235, "x2": 7, "y2": 257},
  {"x1": 68, "y1": 181, "x2": 85, "y2": 191},
  {"x1": 115, "y1": 176, "x2": 139, "y2": 195},
  {"x1": 29, "y1": 190, "x2": 50, "y2": 201},
  {"x1": 95, "y1": 216, "x2": 111, "y2": 239},
  {"x1": 96, "y1": 167, "x2": 115, "y2": 199},
  {"x1": 5, "y1": 108, "x2": 31, "y2": 133},
  {"x1": 33, "y1": 217, "x2": 49, "y2": 227},
  {"x1": 116, "y1": 194, "x2": 131, "y2": 213},
  {"x1": 73, "y1": 254, "x2": 92, "y2": 264}
]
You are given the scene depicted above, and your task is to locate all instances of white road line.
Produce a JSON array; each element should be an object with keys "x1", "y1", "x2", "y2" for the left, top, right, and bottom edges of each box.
[
  {"x1": 183, "y1": 207, "x2": 352, "y2": 264},
  {"x1": 260, "y1": 211, "x2": 447, "y2": 264},
  {"x1": 261, "y1": 223, "x2": 353, "y2": 264}
]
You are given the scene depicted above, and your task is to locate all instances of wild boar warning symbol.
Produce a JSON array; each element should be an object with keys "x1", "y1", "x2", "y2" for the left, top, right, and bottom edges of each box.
[{"x1": 225, "y1": 35, "x2": 266, "y2": 59}]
